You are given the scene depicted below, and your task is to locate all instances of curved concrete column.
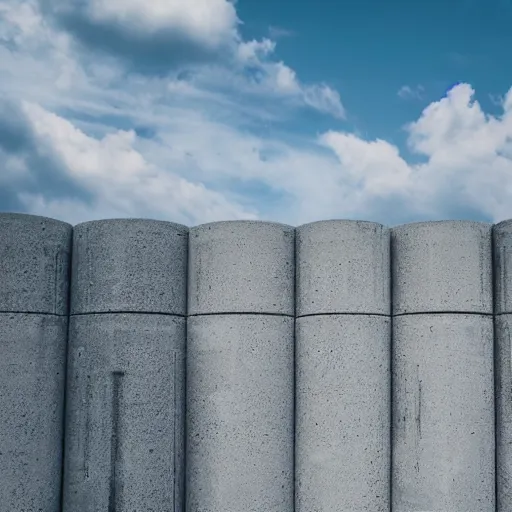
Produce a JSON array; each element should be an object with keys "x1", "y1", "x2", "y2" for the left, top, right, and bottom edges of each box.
[
  {"x1": 0, "y1": 213, "x2": 72, "y2": 512},
  {"x1": 295, "y1": 220, "x2": 391, "y2": 512},
  {"x1": 493, "y1": 219, "x2": 512, "y2": 512},
  {"x1": 186, "y1": 221, "x2": 295, "y2": 512},
  {"x1": 391, "y1": 221, "x2": 494, "y2": 512},
  {"x1": 62, "y1": 219, "x2": 188, "y2": 512}
]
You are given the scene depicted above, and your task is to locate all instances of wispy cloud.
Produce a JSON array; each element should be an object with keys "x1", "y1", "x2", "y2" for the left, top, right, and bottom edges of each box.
[
  {"x1": 268, "y1": 25, "x2": 295, "y2": 39},
  {"x1": 397, "y1": 84, "x2": 425, "y2": 100}
]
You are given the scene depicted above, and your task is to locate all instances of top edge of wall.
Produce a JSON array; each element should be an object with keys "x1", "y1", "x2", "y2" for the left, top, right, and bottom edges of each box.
[
  {"x1": 392, "y1": 219, "x2": 493, "y2": 231},
  {"x1": 188, "y1": 221, "x2": 295, "y2": 315},
  {"x1": 391, "y1": 221, "x2": 493, "y2": 314},
  {"x1": 71, "y1": 219, "x2": 188, "y2": 315},
  {"x1": 193, "y1": 219, "x2": 294, "y2": 230},
  {"x1": 74, "y1": 217, "x2": 189, "y2": 232},
  {"x1": 296, "y1": 220, "x2": 390, "y2": 315},
  {"x1": 0, "y1": 213, "x2": 72, "y2": 314},
  {"x1": 0, "y1": 211, "x2": 73, "y2": 227},
  {"x1": 297, "y1": 219, "x2": 386, "y2": 230}
]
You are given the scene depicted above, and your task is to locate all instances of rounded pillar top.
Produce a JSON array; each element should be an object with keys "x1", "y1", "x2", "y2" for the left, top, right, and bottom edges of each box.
[
  {"x1": 71, "y1": 218, "x2": 188, "y2": 315},
  {"x1": 188, "y1": 220, "x2": 295, "y2": 315},
  {"x1": 0, "y1": 213, "x2": 72, "y2": 315},
  {"x1": 493, "y1": 219, "x2": 512, "y2": 314},
  {"x1": 391, "y1": 220, "x2": 492, "y2": 315},
  {"x1": 296, "y1": 220, "x2": 390, "y2": 316}
]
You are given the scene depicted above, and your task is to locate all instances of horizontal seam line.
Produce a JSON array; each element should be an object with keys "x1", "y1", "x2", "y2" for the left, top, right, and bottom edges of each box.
[
  {"x1": 393, "y1": 311, "x2": 493, "y2": 317},
  {"x1": 297, "y1": 312, "x2": 390, "y2": 318},
  {"x1": 0, "y1": 310, "x2": 66, "y2": 316},
  {"x1": 70, "y1": 311, "x2": 186, "y2": 317},
  {"x1": 188, "y1": 312, "x2": 294, "y2": 317}
]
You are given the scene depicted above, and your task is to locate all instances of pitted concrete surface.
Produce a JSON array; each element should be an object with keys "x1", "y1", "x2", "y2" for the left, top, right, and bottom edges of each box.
[
  {"x1": 71, "y1": 219, "x2": 188, "y2": 315},
  {"x1": 188, "y1": 221, "x2": 295, "y2": 315},
  {"x1": 295, "y1": 314, "x2": 390, "y2": 512},
  {"x1": 493, "y1": 220, "x2": 512, "y2": 314},
  {"x1": 62, "y1": 313, "x2": 185, "y2": 512},
  {"x1": 296, "y1": 220, "x2": 390, "y2": 316},
  {"x1": 392, "y1": 221, "x2": 492, "y2": 315},
  {"x1": 0, "y1": 313, "x2": 68, "y2": 512},
  {"x1": 495, "y1": 314, "x2": 512, "y2": 512},
  {"x1": 0, "y1": 213, "x2": 72, "y2": 315},
  {"x1": 2, "y1": 212, "x2": 511, "y2": 512},
  {"x1": 186, "y1": 314, "x2": 294, "y2": 512},
  {"x1": 392, "y1": 314, "x2": 495, "y2": 512}
]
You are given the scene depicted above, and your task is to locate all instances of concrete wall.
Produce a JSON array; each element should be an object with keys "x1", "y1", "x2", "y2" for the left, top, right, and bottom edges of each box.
[{"x1": 1, "y1": 212, "x2": 511, "y2": 511}]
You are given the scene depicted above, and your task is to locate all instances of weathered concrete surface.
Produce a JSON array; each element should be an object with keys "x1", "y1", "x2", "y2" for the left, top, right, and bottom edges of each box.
[
  {"x1": 186, "y1": 315, "x2": 294, "y2": 512},
  {"x1": 296, "y1": 220, "x2": 390, "y2": 316},
  {"x1": 0, "y1": 213, "x2": 71, "y2": 512},
  {"x1": 188, "y1": 221, "x2": 295, "y2": 315},
  {"x1": 392, "y1": 314, "x2": 495, "y2": 512},
  {"x1": 0, "y1": 313, "x2": 68, "y2": 512},
  {"x1": 495, "y1": 314, "x2": 512, "y2": 512},
  {"x1": 62, "y1": 313, "x2": 185, "y2": 512},
  {"x1": 494, "y1": 219, "x2": 512, "y2": 314},
  {"x1": 392, "y1": 221, "x2": 492, "y2": 315},
  {"x1": 71, "y1": 219, "x2": 188, "y2": 315},
  {"x1": 295, "y1": 314, "x2": 390, "y2": 512},
  {"x1": 295, "y1": 219, "x2": 391, "y2": 512},
  {"x1": 494, "y1": 221, "x2": 512, "y2": 511},
  {"x1": 0, "y1": 213, "x2": 72, "y2": 314}
]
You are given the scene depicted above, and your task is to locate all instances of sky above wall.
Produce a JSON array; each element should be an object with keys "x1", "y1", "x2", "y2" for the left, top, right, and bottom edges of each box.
[{"x1": 1, "y1": 0, "x2": 512, "y2": 227}]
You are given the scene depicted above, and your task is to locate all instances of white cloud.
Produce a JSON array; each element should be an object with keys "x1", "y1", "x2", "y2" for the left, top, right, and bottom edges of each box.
[
  {"x1": 18, "y1": 101, "x2": 257, "y2": 224},
  {"x1": 44, "y1": 0, "x2": 346, "y2": 119},
  {"x1": 2, "y1": 1, "x2": 512, "y2": 227},
  {"x1": 398, "y1": 84, "x2": 425, "y2": 100},
  {"x1": 237, "y1": 38, "x2": 276, "y2": 62},
  {"x1": 66, "y1": 0, "x2": 239, "y2": 49},
  {"x1": 268, "y1": 26, "x2": 294, "y2": 39},
  {"x1": 322, "y1": 83, "x2": 512, "y2": 221}
]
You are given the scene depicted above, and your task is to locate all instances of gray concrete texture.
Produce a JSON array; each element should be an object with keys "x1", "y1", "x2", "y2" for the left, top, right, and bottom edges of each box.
[
  {"x1": 295, "y1": 314, "x2": 391, "y2": 512},
  {"x1": 186, "y1": 314, "x2": 294, "y2": 512},
  {"x1": 71, "y1": 219, "x2": 188, "y2": 315},
  {"x1": 188, "y1": 221, "x2": 295, "y2": 315},
  {"x1": 296, "y1": 220, "x2": 390, "y2": 316},
  {"x1": 0, "y1": 213, "x2": 71, "y2": 512},
  {"x1": 63, "y1": 219, "x2": 188, "y2": 512},
  {"x1": 3, "y1": 213, "x2": 512, "y2": 512},
  {"x1": 392, "y1": 314, "x2": 495, "y2": 512},
  {"x1": 392, "y1": 221, "x2": 495, "y2": 512},
  {"x1": 391, "y1": 220, "x2": 493, "y2": 314},
  {"x1": 494, "y1": 220, "x2": 512, "y2": 511},
  {"x1": 295, "y1": 220, "x2": 391, "y2": 512},
  {"x1": 0, "y1": 212, "x2": 72, "y2": 314},
  {"x1": 0, "y1": 313, "x2": 68, "y2": 512},
  {"x1": 187, "y1": 221, "x2": 295, "y2": 512},
  {"x1": 62, "y1": 313, "x2": 185, "y2": 511}
]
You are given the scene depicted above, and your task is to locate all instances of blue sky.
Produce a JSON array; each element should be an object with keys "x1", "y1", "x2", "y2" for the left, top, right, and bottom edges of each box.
[{"x1": 1, "y1": 0, "x2": 512, "y2": 227}]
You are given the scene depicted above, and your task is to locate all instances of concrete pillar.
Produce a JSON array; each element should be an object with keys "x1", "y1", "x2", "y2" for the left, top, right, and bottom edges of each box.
[
  {"x1": 187, "y1": 221, "x2": 295, "y2": 512},
  {"x1": 0, "y1": 213, "x2": 72, "y2": 512},
  {"x1": 295, "y1": 220, "x2": 391, "y2": 512},
  {"x1": 62, "y1": 219, "x2": 187, "y2": 512},
  {"x1": 493, "y1": 219, "x2": 512, "y2": 511},
  {"x1": 391, "y1": 221, "x2": 494, "y2": 511}
]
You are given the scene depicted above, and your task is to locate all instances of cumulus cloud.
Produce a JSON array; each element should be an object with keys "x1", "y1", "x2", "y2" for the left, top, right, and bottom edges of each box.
[
  {"x1": 322, "y1": 83, "x2": 512, "y2": 222},
  {"x1": 85, "y1": 0, "x2": 239, "y2": 47},
  {"x1": 1, "y1": 0, "x2": 512, "y2": 226}
]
